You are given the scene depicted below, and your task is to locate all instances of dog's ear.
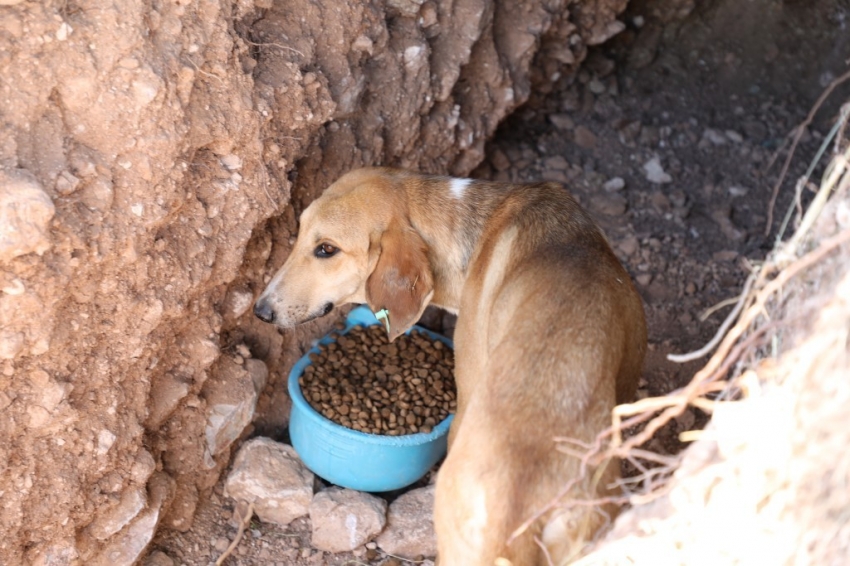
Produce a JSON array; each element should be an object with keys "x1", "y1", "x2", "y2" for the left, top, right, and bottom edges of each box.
[{"x1": 366, "y1": 222, "x2": 434, "y2": 342}]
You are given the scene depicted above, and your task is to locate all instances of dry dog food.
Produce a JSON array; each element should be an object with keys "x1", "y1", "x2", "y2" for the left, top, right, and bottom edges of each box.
[{"x1": 299, "y1": 325, "x2": 457, "y2": 436}]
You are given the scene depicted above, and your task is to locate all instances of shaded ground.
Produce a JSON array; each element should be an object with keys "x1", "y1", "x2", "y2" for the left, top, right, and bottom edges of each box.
[{"x1": 150, "y1": 0, "x2": 850, "y2": 564}]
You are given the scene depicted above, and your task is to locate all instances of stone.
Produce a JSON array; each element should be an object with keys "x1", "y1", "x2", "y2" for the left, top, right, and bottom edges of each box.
[
  {"x1": 164, "y1": 482, "x2": 198, "y2": 532},
  {"x1": 220, "y1": 154, "x2": 243, "y2": 171},
  {"x1": 702, "y1": 128, "x2": 727, "y2": 145},
  {"x1": 0, "y1": 331, "x2": 24, "y2": 360},
  {"x1": 91, "y1": 472, "x2": 174, "y2": 566},
  {"x1": 203, "y1": 357, "x2": 266, "y2": 456},
  {"x1": 310, "y1": 488, "x2": 387, "y2": 553},
  {"x1": 0, "y1": 170, "x2": 55, "y2": 265},
  {"x1": 588, "y1": 78, "x2": 606, "y2": 95},
  {"x1": 386, "y1": 0, "x2": 425, "y2": 17},
  {"x1": 224, "y1": 287, "x2": 254, "y2": 319},
  {"x1": 636, "y1": 273, "x2": 653, "y2": 286},
  {"x1": 130, "y1": 449, "x2": 157, "y2": 485},
  {"x1": 590, "y1": 193, "x2": 627, "y2": 216},
  {"x1": 147, "y1": 373, "x2": 191, "y2": 428},
  {"x1": 548, "y1": 113, "x2": 574, "y2": 131},
  {"x1": 724, "y1": 130, "x2": 744, "y2": 144},
  {"x1": 224, "y1": 437, "x2": 314, "y2": 527},
  {"x1": 643, "y1": 157, "x2": 672, "y2": 184},
  {"x1": 743, "y1": 120, "x2": 768, "y2": 142},
  {"x1": 488, "y1": 148, "x2": 511, "y2": 172},
  {"x1": 55, "y1": 171, "x2": 81, "y2": 195},
  {"x1": 712, "y1": 250, "x2": 739, "y2": 262},
  {"x1": 541, "y1": 170, "x2": 569, "y2": 184},
  {"x1": 603, "y1": 177, "x2": 626, "y2": 192},
  {"x1": 543, "y1": 155, "x2": 569, "y2": 170},
  {"x1": 244, "y1": 358, "x2": 268, "y2": 393},
  {"x1": 617, "y1": 236, "x2": 639, "y2": 257},
  {"x1": 27, "y1": 540, "x2": 79, "y2": 566},
  {"x1": 573, "y1": 126, "x2": 598, "y2": 149},
  {"x1": 142, "y1": 551, "x2": 175, "y2": 566},
  {"x1": 711, "y1": 207, "x2": 745, "y2": 241},
  {"x1": 88, "y1": 487, "x2": 146, "y2": 540},
  {"x1": 376, "y1": 485, "x2": 436, "y2": 559}
]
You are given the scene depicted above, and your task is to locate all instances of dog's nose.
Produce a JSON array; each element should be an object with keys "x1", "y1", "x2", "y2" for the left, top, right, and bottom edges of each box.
[{"x1": 253, "y1": 300, "x2": 275, "y2": 323}]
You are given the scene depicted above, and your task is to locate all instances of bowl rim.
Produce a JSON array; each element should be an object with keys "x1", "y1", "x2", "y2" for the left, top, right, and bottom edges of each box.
[{"x1": 287, "y1": 305, "x2": 455, "y2": 447}]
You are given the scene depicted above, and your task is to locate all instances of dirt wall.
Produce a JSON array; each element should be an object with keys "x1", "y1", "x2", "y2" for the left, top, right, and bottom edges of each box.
[{"x1": 0, "y1": 0, "x2": 627, "y2": 563}]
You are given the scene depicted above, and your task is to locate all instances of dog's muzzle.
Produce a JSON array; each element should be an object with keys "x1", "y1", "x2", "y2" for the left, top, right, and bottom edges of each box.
[{"x1": 253, "y1": 299, "x2": 275, "y2": 323}]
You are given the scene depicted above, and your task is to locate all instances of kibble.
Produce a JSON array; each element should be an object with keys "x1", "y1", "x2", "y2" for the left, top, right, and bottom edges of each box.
[{"x1": 299, "y1": 325, "x2": 457, "y2": 436}]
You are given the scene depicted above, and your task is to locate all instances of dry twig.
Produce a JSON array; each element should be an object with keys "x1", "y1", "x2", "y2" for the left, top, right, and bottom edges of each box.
[
  {"x1": 215, "y1": 501, "x2": 255, "y2": 566},
  {"x1": 765, "y1": 68, "x2": 850, "y2": 235}
]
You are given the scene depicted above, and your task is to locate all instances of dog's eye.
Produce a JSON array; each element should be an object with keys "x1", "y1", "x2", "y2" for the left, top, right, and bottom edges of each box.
[{"x1": 314, "y1": 243, "x2": 339, "y2": 258}]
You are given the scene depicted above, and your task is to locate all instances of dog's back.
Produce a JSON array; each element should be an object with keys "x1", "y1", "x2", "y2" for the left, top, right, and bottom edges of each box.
[{"x1": 436, "y1": 183, "x2": 646, "y2": 565}]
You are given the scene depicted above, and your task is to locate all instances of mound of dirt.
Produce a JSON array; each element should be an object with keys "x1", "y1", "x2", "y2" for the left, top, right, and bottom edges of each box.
[{"x1": 0, "y1": 0, "x2": 628, "y2": 563}]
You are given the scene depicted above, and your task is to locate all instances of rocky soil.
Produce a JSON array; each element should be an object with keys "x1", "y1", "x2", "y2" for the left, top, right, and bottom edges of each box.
[
  {"x1": 147, "y1": 1, "x2": 850, "y2": 565},
  {"x1": 0, "y1": 0, "x2": 631, "y2": 564}
]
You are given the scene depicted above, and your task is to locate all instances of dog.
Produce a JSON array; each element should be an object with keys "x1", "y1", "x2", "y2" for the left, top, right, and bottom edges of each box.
[{"x1": 254, "y1": 167, "x2": 646, "y2": 565}]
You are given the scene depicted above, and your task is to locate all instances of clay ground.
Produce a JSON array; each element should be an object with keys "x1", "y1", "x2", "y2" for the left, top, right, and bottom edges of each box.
[{"x1": 150, "y1": 1, "x2": 850, "y2": 565}]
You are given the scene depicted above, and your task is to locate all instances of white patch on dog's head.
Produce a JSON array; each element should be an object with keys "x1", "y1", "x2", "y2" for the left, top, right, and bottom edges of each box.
[{"x1": 449, "y1": 177, "x2": 471, "y2": 199}]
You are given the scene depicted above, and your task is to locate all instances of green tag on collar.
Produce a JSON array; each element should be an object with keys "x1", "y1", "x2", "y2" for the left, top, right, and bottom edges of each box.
[{"x1": 374, "y1": 308, "x2": 391, "y2": 335}]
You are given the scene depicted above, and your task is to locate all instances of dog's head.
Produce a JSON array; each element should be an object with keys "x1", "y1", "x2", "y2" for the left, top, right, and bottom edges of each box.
[{"x1": 254, "y1": 168, "x2": 434, "y2": 341}]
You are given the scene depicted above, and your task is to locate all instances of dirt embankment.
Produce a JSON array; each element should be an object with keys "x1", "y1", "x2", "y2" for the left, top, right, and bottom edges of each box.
[{"x1": 0, "y1": 0, "x2": 627, "y2": 563}]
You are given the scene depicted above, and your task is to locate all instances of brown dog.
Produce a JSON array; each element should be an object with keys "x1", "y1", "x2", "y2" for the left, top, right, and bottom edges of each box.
[{"x1": 254, "y1": 167, "x2": 646, "y2": 565}]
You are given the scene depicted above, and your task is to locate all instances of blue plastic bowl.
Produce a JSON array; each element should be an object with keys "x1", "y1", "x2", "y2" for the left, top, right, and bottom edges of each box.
[{"x1": 288, "y1": 305, "x2": 454, "y2": 492}]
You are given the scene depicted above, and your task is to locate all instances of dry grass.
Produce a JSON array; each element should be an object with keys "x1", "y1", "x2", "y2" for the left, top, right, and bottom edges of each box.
[{"x1": 512, "y1": 100, "x2": 850, "y2": 565}]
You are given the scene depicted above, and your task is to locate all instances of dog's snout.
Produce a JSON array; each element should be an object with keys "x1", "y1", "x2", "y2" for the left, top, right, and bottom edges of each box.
[{"x1": 253, "y1": 299, "x2": 275, "y2": 323}]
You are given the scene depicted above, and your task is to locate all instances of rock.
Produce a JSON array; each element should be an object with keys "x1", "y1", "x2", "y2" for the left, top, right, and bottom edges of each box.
[
  {"x1": 603, "y1": 177, "x2": 626, "y2": 192},
  {"x1": 743, "y1": 120, "x2": 768, "y2": 142},
  {"x1": 91, "y1": 472, "x2": 174, "y2": 566},
  {"x1": 130, "y1": 449, "x2": 157, "y2": 485},
  {"x1": 488, "y1": 148, "x2": 511, "y2": 172},
  {"x1": 376, "y1": 485, "x2": 436, "y2": 559},
  {"x1": 163, "y1": 482, "x2": 198, "y2": 532},
  {"x1": 147, "y1": 373, "x2": 191, "y2": 428},
  {"x1": 142, "y1": 551, "x2": 175, "y2": 566},
  {"x1": 588, "y1": 78, "x2": 606, "y2": 95},
  {"x1": 27, "y1": 540, "x2": 79, "y2": 566},
  {"x1": 224, "y1": 437, "x2": 314, "y2": 527},
  {"x1": 310, "y1": 487, "x2": 387, "y2": 553},
  {"x1": 711, "y1": 207, "x2": 745, "y2": 241},
  {"x1": 0, "y1": 331, "x2": 24, "y2": 360},
  {"x1": 543, "y1": 155, "x2": 569, "y2": 170},
  {"x1": 220, "y1": 154, "x2": 243, "y2": 171},
  {"x1": 702, "y1": 128, "x2": 727, "y2": 146},
  {"x1": 386, "y1": 0, "x2": 425, "y2": 17},
  {"x1": 636, "y1": 273, "x2": 653, "y2": 286},
  {"x1": 244, "y1": 358, "x2": 268, "y2": 394},
  {"x1": 643, "y1": 157, "x2": 672, "y2": 184},
  {"x1": 203, "y1": 357, "x2": 266, "y2": 456},
  {"x1": 55, "y1": 171, "x2": 81, "y2": 195},
  {"x1": 223, "y1": 286, "x2": 255, "y2": 320},
  {"x1": 712, "y1": 250, "x2": 739, "y2": 262},
  {"x1": 724, "y1": 130, "x2": 744, "y2": 144},
  {"x1": 0, "y1": 170, "x2": 55, "y2": 265},
  {"x1": 87, "y1": 487, "x2": 146, "y2": 540},
  {"x1": 574, "y1": 126, "x2": 598, "y2": 150},
  {"x1": 549, "y1": 113, "x2": 574, "y2": 131},
  {"x1": 628, "y1": 25, "x2": 662, "y2": 69},
  {"x1": 617, "y1": 236, "x2": 639, "y2": 257},
  {"x1": 541, "y1": 170, "x2": 570, "y2": 184},
  {"x1": 590, "y1": 193, "x2": 628, "y2": 216}
]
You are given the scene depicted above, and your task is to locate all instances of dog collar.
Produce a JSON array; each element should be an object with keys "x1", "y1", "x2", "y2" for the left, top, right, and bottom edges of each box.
[{"x1": 374, "y1": 308, "x2": 391, "y2": 335}]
